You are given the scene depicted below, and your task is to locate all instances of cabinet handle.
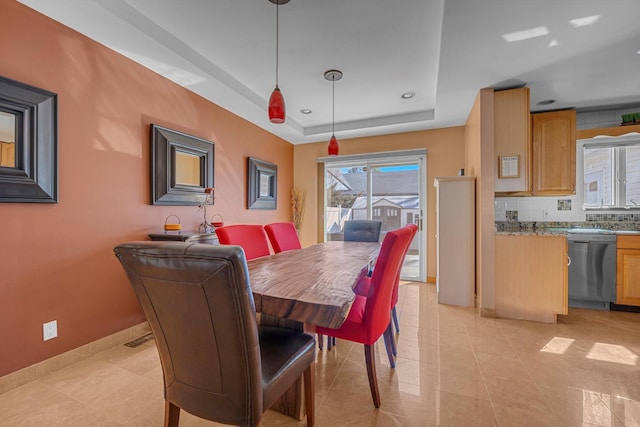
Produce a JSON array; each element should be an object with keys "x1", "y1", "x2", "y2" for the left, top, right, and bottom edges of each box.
[{"x1": 567, "y1": 255, "x2": 571, "y2": 267}]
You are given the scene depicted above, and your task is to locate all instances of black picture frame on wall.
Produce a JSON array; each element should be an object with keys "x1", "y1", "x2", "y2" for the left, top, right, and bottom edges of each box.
[
  {"x1": 151, "y1": 124, "x2": 214, "y2": 205},
  {"x1": 0, "y1": 75, "x2": 57, "y2": 203},
  {"x1": 248, "y1": 157, "x2": 277, "y2": 210}
]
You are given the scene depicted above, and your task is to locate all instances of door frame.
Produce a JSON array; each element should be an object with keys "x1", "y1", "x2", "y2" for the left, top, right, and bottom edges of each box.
[{"x1": 318, "y1": 149, "x2": 427, "y2": 282}]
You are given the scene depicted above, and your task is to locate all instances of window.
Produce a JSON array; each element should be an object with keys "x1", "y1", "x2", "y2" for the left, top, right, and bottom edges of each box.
[{"x1": 581, "y1": 137, "x2": 640, "y2": 209}]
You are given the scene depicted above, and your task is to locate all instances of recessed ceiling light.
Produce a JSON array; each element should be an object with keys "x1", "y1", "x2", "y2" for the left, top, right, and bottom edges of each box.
[
  {"x1": 548, "y1": 39, "x2": 559, "y2": 47},
  {"x1": 502, "y1": 26, "x2": 549, "y2": 43},
  {"x1": 569, "y1": 15, "x2": 600, "y2": 28},
  {"x1": 401, "y1": 92, "x2": 415, "y2": 99},
  {"x1": 537, "y1": 99, "x2": 556, "y2": 106},
  {"x1": 300, "y1": 109, "x2": 312, "y2": 114}
]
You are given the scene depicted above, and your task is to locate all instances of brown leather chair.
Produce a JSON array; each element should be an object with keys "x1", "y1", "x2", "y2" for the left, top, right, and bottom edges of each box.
[
  {"x1": 114, "y1": 242, "x2": 315, "y2": 427},
  {"x1": 184, "y1": 233, "x2": 218, "y2": 244}
]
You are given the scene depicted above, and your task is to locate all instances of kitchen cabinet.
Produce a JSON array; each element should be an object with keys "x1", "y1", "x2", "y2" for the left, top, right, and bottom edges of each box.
[
  {"x1": 494, "y1": 87, "x2": 530, "y2": 193},
  {"x1": 616, "y1": 235, "x2": 640, "y2": 306},
  {"x1": 495, "y1": 234, "x2": 568, "y2": 323},
  {"x1": 531, "y1": 109, "x2": 576, "y2": 195}
]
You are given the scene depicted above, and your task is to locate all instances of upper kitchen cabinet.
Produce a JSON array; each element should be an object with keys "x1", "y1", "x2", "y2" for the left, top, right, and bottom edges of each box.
[
  {"x1": 494, "y1": 87, "x2": 530, "y2": 193},
  {"x1": 531, "y1": 109, "x2": 576, "y2": 195}
]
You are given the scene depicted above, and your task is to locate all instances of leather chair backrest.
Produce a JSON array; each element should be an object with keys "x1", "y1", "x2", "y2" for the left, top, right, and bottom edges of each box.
[
  {"x1": 343, "y1": 220, "x2": 382, "y2": 242},
  {"x1": 363, "y1": 226, "x2": 414, "y2": 342},
  {"x1": 215, "y1": 224, "x2": 271, "y2": 260},
  {"x1": 184, "y1": 233, "x2": 218, "y2": 244},
  {"x1": 114, "y1": 242, "x2": 263, "y2": 425},
  {"x1": 264, "y1": 222, "x2": 302, "y2": 253},
  {"x1": 390, "y1": 223, "x2": 419, "y2": 307}
]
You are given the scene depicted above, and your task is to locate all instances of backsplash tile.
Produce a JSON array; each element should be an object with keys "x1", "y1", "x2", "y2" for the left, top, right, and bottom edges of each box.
[
  {"x1": 586, "y1": 213, "x2": 640, "y2": 223},
  {"x1": 505, "y1": 210, "x2": 518, "y2": 221},
  {"x1": 557, "y1": 199, "x2": 572, "y2": 211},
  {"x1": 577, "y1": 105, "x2": 640, "y2": 129}
]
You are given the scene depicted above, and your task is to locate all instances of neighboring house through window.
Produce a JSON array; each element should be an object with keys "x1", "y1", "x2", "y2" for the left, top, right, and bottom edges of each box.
[{"x1": 580, "y1": 134, "x2": 640, "y2": 209}]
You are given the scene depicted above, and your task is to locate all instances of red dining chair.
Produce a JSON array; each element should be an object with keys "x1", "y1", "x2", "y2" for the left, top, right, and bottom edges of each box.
[
  {"x1": 390, "y1": 223, "x2": 418, "y2": 333},
  {"x1": 316, "y1": 226, "x2": 414, "y2": 408},
  {"x1": 215, "y1": 225, "x2": 271, "y2": 260},
  {"x1": 264, "y1": 222, "x2": 302, "y2": 253},
  {"x1": 352, "y1": 223, "x2": 417, "y2": 364}
]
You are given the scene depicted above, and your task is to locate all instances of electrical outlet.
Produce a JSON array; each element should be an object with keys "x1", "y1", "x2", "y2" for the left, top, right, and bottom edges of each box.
[
  {"x1": 543, "y1": 209, "x2": 549, "y2": 218},
  {"x1": 43, "y1": 320, "x2": 57, "y2": 341}
]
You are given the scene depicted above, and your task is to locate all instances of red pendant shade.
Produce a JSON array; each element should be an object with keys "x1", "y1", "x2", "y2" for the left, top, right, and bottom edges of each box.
[
  {"x1": 328, "y1": 134, "x2": 339, "y2": 156},
  {"x1": 269, "y1": 86, "x2": 285, "y2": 123},
  {"x1": 324, "y1": 69, "x2": 343, "y2": 156},
  {"x1": 268, "y1": 0, "x2": 288, "y2": 124}
]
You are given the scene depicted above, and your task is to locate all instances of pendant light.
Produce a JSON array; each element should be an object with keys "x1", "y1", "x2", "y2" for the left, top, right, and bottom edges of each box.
[
  {"x1": 325, "y1": 69, "x2": 342, "y2": 156},
  {"x1": 268, "y1": 0, "x2": 290, "y2": 124}
]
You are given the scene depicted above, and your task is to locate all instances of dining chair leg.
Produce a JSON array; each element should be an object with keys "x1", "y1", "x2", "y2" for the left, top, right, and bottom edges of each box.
[
  {"x1": 304, "y1": 362, "x2": 315, "y2": 427},
  {"x1": 164, "y1": 400, "x2": 180, "y2": 427},
  {"x1": 317, "y1": 334, "x2": 324, "y2": 350},
  {"x1": 383, "y1": 324, "x2": 396, "y2": 368},
  {"x1": 364, "y1": 344, "x2": 381, "y2": 408},
  {"x1": 327, "y1": 335, "x2": 333, "y2": 350},
  {"x1": 392, "y1": 306, "x2": 400, "y2": 333}
]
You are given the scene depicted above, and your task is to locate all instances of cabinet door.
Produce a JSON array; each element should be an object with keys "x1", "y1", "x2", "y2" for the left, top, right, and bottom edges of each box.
[
  {"x1": 617, "y1": 248, "x2": 640, "y2": 306},
  {"x1": 494, "y1": 88, "x2": 530, "y2": 193},
  {"x1": 495, "y1": 235, "x2": 567, "y2": 322},
  {"x1": 531, "y1": 110, "x2": 576, "y2": 195}
]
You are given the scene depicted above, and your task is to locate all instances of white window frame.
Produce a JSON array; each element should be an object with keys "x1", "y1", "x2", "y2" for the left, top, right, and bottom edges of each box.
[
  {"x1": 577, "y1": 133, "x2": 640, "y2": 210},
  {"x1": 318, "y1": 149, "x2": 427, "y2": 282}
]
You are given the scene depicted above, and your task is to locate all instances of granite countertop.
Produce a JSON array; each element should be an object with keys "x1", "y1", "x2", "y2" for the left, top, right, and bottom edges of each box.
[
  {"x1": 496, "y1": 223, "x2": 640, "y2": 236},
  {"x1": 496, "y1": 229, "x2": 569, "y2": 236}
]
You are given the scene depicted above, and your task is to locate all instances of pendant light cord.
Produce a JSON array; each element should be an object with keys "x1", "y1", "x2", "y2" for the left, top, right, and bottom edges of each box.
[
  {"x1": 275, "y1": 1, "x2": 279, "y2": 87},
  {"x1": 332, "y1": 76, "x2": 335, "y2": 135}
]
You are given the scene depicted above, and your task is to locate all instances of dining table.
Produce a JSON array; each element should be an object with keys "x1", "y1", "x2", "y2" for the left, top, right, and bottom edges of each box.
[{"x1": 246, "y1": 240, "x2": 380, "y2": 419}]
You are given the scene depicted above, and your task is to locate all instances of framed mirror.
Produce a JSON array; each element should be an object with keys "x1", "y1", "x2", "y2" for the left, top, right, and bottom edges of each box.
[
  {"x1": 151, "y1": 124, "x2": 214, "y2": 205},
  {"x1": 0, "y1": 76, "x2": 57, "y2": 203},
  {"x1": 247, "y1": 157, "x2": 277, "y2": 210}
]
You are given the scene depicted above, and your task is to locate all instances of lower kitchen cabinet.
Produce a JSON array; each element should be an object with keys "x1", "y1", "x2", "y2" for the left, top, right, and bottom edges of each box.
[
  {"x1": 617, "y1": 235, "x2": 640, "y2": 306},
  {"x1": 495, "y1": 234, "x2": 568, "y2": 323}
]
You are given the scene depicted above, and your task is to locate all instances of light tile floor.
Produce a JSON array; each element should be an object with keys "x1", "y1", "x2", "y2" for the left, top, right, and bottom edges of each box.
[{"x1": 2, "y1": 282, "x2": 640, "y2": 426}]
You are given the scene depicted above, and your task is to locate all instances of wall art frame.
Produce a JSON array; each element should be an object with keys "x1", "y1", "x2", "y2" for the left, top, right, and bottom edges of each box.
[
  {"x1": 151, "y1": 124, "x2": 214, "y2": 205},
  {"x1": 247, "y1": 157, "x2": 277, "y2": 210},
  {"x1": 0, "y1": 75, "x2": 57, "y2": 203}
]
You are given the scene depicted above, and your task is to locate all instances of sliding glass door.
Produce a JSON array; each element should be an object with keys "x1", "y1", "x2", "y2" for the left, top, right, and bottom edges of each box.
[{"x1": 323, "y1": 151, "x2": 426, "y2": 282}]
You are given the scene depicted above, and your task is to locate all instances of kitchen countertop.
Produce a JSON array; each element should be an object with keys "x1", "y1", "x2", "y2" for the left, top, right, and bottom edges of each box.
[{"x1": 496, "y1": 228, "x2": 640, "y2": 236}]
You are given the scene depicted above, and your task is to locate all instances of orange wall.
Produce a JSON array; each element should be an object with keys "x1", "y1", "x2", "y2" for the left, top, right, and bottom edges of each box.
[
  {"x1": 293, "y1": 127, "x2": 466, "y2": 280},
  {"x1": 0, "y1": 2, "x2": 293, "y2": 376}
]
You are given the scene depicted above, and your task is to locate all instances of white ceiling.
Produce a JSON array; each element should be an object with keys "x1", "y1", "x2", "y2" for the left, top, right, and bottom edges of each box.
[{"x1": 17, "y1": 0, "x2": 640, "y2": 145}]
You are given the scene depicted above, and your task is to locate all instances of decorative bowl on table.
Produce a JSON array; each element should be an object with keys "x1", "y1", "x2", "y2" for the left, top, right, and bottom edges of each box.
[
  {"x1": 164, "y1": 214, "x2": 182, "y2": 233},
  {"x1": 211, "y1": 214, "x2": 224, "y2": 228}
]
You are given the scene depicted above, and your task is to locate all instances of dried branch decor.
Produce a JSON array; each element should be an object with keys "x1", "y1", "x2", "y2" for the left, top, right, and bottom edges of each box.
[{"x1": 291, "y1": 187, "x2": 307, "y2": 231}]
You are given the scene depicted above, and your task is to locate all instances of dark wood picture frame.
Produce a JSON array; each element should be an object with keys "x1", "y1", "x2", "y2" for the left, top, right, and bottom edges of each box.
[
  {"x1": 0, "y1": 76, "x2": 57, "y2": 203},
  {"x1": 151, "y1": 124, "x2": 214, "y2": 205},
  {"x1": 247, "y1": 157, "x2": 277, "y2": 210}
]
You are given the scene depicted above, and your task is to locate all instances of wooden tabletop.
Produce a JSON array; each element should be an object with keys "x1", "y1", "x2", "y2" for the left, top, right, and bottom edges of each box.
[{"x1": 247, "y1": 241, "x2": 380, "y2": 329}]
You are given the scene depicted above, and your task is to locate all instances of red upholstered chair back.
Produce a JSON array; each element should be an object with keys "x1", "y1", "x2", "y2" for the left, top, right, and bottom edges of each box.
[
  {"x1": 264, "y1": 222, "x2": 302, "y2": 253},
  {"x1": 391, "y1": 223, "x2": 418, "y2": 307},
  {"x1": 215, "y1": 225, "x2": 271, "y2": 260},
  {"x1": 363, "y1": 226, "x2": 414, "y2": 343}
]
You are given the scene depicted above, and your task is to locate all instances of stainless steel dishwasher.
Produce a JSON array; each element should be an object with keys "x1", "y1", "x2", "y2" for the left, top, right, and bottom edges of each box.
[{"x1": 568, "y1": 230, "x2": 617, "y2": 310}]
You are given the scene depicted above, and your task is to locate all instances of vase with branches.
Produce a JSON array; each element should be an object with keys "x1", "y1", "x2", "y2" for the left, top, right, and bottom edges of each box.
[{"x1": 291, "y1": 187, "x2": 307, "y2": 234}]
